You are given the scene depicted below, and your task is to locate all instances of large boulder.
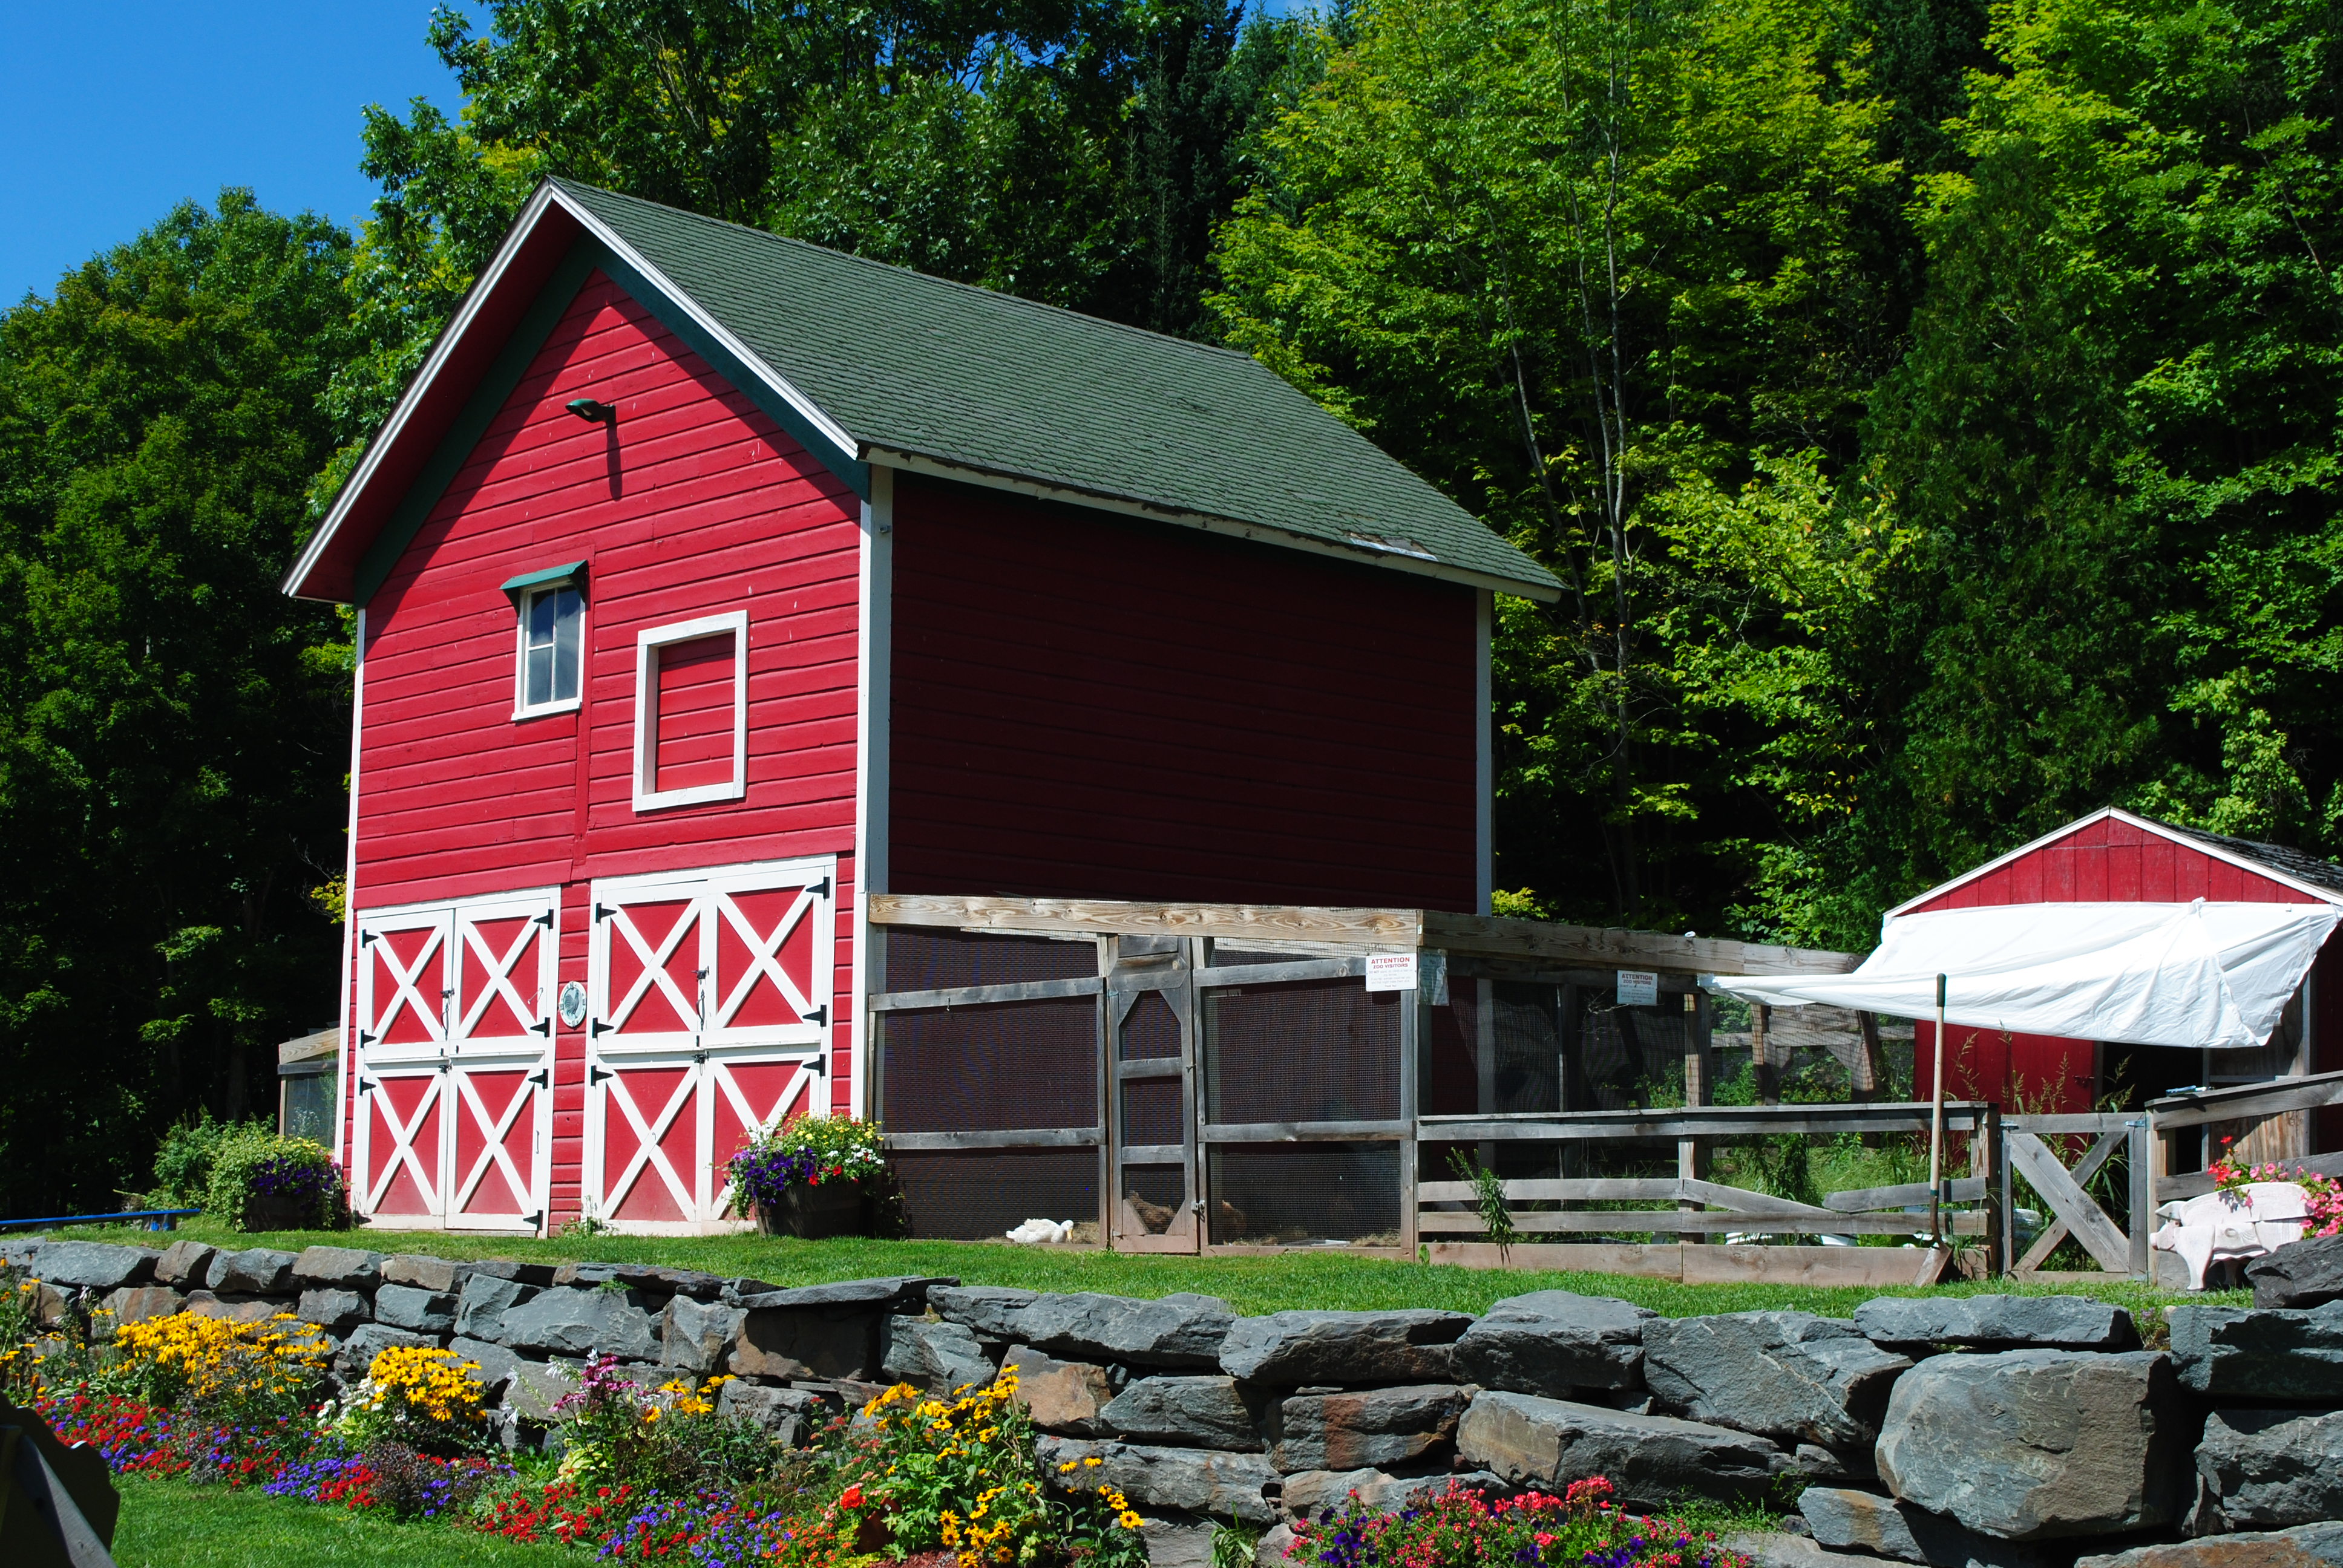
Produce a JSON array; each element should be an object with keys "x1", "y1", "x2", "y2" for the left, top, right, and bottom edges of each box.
[
  {"x1": 2169, "y1": 1303, "x2": 2343, "y2": 1402},
  {"x1": 1038, "y1": 1436, "x2": 1280, "y2": 1524},
  {"x1": 211, "y1": 1247, "x2": 298, "y2": 1295},
  {"x1": 1219, "y1": 1310, "x2": 1472, "y2": 1385},
  {"x1": 735, "y1": 1276, "x2": 955, "y2": 1313},
  {"x1": 336, "y1": 1323, "x2": 436, "y2": 1379},
  {"x1": 454, "y1": 1274, "x2": 539, "y2": 1342},
  {"x1": 662, "y1": 1296, "x2": 746, "y2": 1376},
  {"x1": 104, "y1": 1285, "x2": 185, "y2": 1326},
  {"x1": 1280, "y1": 1469, "x2": 1480, "y2": 1521},
  {"x1": 718, "y1": 1380, "x2": 824, "y2": 1445},
  {"x1": 1451, "y1": 1292, "x2": 1653, "y2": 1397},
  {"x1": 1855, "y1": 1296, "x2": 2138, "y2": 1352},
  {"x1": 35, "y1": 1243, "x2": 158, "y2": 1292},
  {"x1": 503, "y1": 1359, "x2": 583, "y2": 1423},
  {"x1": 1643, "y1": 1312, "x2": 1910, "y2": 1450},
  {"x1": 152, "y1": 1240, "x2": 215, "y2": 1290},
  {"x1": 297, "y1": 1288, "x2": 370, "y2": 1333},
  {"x1": 2073, "y1": 1522, "x2": 2343, "y2": 1567},
  {"x1": 465, "y1": 1259, "x2": 558, "y2": 1287},
  {"x1": 1875, "y1": 1350, "x2": 2187, "y2": 1541},
  {"x1": 731, "y1": 1302, "x2": 880, "y2": 1380},
  {"x1": 1270, "y1": 1385, "x2": 1466, "y2": 1473},
  {"x1": 382, "y1": 1253, "x2": 464, "y2": 1294},
  {"x1": 2247, "y1": 1235, "x2": 2343, "y2": 1310},
  {"x1": 1001, "y1": 1345, "x2": 1115, "y2": 1436},
  {"x1": 1101, "y1": 1376, "x2": 1262, "y2": 1451},
  {"x1": 1797, "y1": 1486, "x2": 2055, "y2": 1567},
  {"x1": 883, "y1": 1318, "x2": 995, "y2": 1395},
  {"x1": 2192, "y1": 1407, "x2": 2343, "y2": 1532},
  {"x1": 555, "y1": 1261, "x2": 727, "y2": 1301},
  {"x1": 375, "y1": 1283, "x2": 457, "y2": 1336},
  {"x1": 1457, "y1": 1389, "x2": 1790, "y2": 1508},
  {"x1": 1018, "y1": 1293, "x2": 1236, "y2": 1370},
  {"x1": 496, "y1": 1287, "x2": 661, "y2": 1360},
  {"x1": 447, "y1": 1336, "x2": 520, "y2": 1398},
  {"x1": 293, "y1": 1247, "x2": 385, "y2": 1290},
  {"x1": 930, "y1": 1285, "x2": 1040, "y2": 1340}
]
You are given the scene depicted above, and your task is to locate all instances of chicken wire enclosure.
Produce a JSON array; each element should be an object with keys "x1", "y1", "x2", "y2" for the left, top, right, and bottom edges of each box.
[
  {"x1": 1208, "y1": 1142, "x2": 1402, "y2": 1245},
  {"x1": 1201, "y1": 979, "x2": 1403, "y2": 1124},
  {"x1": 892, "y1": 1149, "x2": 1099, "y2": 1241},
  {"x1": 883, "y1": 927, "x2": 1098, "y2": 990},
  {"x1": 878, "y1": 998, "x2": 1099, "y2": 1132}
]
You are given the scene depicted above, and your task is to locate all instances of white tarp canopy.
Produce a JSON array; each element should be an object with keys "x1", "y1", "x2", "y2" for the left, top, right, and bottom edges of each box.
[{"x1": 1714, "y1": 900, "x2": 2340, "y2": 1050}]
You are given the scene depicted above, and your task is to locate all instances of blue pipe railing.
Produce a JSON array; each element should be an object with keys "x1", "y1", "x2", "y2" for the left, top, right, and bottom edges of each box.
[{"x1": 0, "y1": 1208, "x2": 202, "y2": 1234}]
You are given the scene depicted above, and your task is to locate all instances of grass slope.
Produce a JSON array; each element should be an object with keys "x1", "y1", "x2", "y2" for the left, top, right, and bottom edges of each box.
[
  {"x1": 61, "y1": 1218, "x2": 2241, "y2": 1322},
  {"x1": 109, "y1": 1474, "x2": 574, "y2": 1568}
]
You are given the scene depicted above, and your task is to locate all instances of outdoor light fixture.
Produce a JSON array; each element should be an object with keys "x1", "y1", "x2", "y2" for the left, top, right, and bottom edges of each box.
[{"x1": 566, "y1": 397, "x2": 618, "y2": 425}]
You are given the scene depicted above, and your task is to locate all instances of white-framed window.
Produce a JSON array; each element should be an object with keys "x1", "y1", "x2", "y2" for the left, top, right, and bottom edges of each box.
[
  {"x1": 633, "y1": 610, "x2": 749, "y2": 811},
  {"x1": 503, "y1": 562, "x2": 586, "y2": 718}
]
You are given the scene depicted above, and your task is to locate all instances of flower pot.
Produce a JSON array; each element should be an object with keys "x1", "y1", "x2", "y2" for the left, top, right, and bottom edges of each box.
[
  {"x1": 757, "y1": 1180, "x2": 867, "y2": 1239},
  {"x1": 242, "y1": 1194, "x2": 317, "y2": 1232}
]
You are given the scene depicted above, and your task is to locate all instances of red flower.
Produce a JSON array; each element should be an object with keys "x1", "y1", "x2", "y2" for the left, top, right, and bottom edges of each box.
[{"x1": 841, "y1": 1484, "x2": 863, "y2": 1508}]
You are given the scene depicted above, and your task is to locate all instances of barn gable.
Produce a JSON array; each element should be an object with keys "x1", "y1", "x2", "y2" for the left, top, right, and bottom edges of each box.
[
  {"x1": 286, "y1": 178, "x2": 1562, "y2": 610},
  {"x1": 1893, "y1": 807, "x2": 2343, "y2": 915}
]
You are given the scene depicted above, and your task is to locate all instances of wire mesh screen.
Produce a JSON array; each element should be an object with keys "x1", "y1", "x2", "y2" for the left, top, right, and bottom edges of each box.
[
  {"x1": 884, "y1": 928, "x2": 1098, "y2": 990},
  {"x1": 1208, "y1": 1142, "x2": 1400, "y2": 1244},
  {"x1": 1120, "y1": 991, "x2": 1180, "y2": 1060},
  {"x1": 1423, "y1": 984, "x2": 1478, "y2": 1117},
  {"x1": 1121, "y1": 1077, "x2": 1182, "y2": 1146},
  {"x1": 1490, "y1": 984, "x2": 1564, "y2": 1112},
  {"x1": 1578, "y1": 994, "x2": 1691, "y2": 1111},
  {"x1": 1121, "y1": 1162, "x2": 1185, "y2": 1234},
  {"x1": 1209, "y1": 949, "x2": 1316, "y2": 967},
  {"x1": 1203, "y1": 979, "x2": 1400, "y2": 1124},
  {"x1": 893, "y1": 1149, "x2": 1098, "y2": 1240},
  {"x1": 879, "y1": 998, "x2": 1098, "y2": 1132}
]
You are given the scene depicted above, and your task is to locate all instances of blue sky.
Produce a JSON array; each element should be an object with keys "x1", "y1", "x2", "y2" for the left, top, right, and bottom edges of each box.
[{"x1": 0, "y1": 2, "x2": 468, "y2": 304}]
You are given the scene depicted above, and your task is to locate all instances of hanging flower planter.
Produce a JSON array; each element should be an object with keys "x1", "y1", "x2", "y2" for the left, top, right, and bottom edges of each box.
[{"x1": 727, "y1": 1115, "x2": 888, "y2": 1239}]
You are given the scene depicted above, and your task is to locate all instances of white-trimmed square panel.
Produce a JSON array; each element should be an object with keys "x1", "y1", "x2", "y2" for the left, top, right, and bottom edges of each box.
[{"x1": 632, "y1": 609, "x2": 749, "y2": 811}]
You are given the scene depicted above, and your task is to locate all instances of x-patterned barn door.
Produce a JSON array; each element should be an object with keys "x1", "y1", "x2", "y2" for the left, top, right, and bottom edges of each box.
[
  {"x1": 585, "y1": 857, "x2": 834, "y2": 1231},
  {"x1": 352, "y1": 890, "x2": 557, "y2": 1231}
]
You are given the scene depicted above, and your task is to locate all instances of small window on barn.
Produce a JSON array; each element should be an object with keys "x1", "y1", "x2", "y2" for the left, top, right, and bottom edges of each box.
[
  {"x1": 632, "y1": 610, "x2": 749, "y2": 812},
  {"x1": 503, "y1": 561, "x2": 586, "y2": 719}
]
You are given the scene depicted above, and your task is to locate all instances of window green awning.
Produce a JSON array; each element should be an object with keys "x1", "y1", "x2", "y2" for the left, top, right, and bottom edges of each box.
[{"x1": 500, "y1": 560, "x2": 588, "y2": 604}]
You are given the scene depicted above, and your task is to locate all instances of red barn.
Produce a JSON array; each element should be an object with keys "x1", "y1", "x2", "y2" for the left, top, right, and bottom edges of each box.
[
  {"x1": 1899, "y1": 807, "x2": 2343, "y2": 1155},
  {"x1": 282, "y1": 179, "x2": 1561, "y2": 1235}
]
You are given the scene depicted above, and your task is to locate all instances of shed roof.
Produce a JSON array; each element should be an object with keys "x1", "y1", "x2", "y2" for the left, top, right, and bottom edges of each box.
[{"x1": 284, "y1": 179, "x2": 1561, "y2": 605}]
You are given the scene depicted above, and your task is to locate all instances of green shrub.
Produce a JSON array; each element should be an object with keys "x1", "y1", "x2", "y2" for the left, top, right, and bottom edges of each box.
[
  {"x1": 150, "y1": 1112, "x2": 266, "y2": 1207},
  {"x1": 204, "y1": 1125, "x2": 347, "y2": 1230}
]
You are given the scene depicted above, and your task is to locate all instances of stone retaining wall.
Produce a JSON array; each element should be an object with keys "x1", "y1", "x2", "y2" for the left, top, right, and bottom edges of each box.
[{"x1": 11, "y1": 1230, "x2": 2343, "y2": 1568}]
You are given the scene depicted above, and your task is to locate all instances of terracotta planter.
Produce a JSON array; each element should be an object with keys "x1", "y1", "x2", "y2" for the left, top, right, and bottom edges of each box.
[{"x1": 756, "y1": 1181, "x2": 867, "y2": 1239}]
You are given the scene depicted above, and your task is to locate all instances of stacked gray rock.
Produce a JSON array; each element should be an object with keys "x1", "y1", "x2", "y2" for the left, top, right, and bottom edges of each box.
[{"x1": 13, "y1": 1234, "x2": 2343, "y2": 1561}]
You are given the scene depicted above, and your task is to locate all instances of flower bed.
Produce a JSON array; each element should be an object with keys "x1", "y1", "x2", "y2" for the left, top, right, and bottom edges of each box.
[{"x1": 10, "y1": 1259, "x2": 1746, "y2": 1568}]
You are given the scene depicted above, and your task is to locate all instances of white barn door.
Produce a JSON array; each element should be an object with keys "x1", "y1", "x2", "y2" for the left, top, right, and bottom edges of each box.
[
  {"x1": 351, "y1": 890, "x2": 557, "y2": 1231},
  {"x1": 584, "y1": 857, "x2": 834, "y2": 1232}
]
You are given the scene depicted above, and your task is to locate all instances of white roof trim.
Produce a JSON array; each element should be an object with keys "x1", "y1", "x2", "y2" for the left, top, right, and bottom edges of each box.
[
  {"x1": 1885, "y1": 805, "x2": 2343, "y2": 919},
  {"x1": 283, "y1": 182, "x2": 568, "y2": 599},
  {"x1": 866, "y1": 444, "x2": 1564, "y2": 603},
  {"x1": 548, "y1": 187, "x2": 859, "y2": 460}
]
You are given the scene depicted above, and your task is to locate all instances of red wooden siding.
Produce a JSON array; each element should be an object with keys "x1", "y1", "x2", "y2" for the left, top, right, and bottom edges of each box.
[
  {"x1": 1906, "y1": 814, "x2": 2342, "y2": 1124},
  {"x1": 1905, "y1": 815, "x2": 2304, "y2": 911},
  {"x1": 887, "y1": 475, "x2": 1480, "y2": 910},
  {"x1": 345, "y1": 270, "x2": 865, "y2": 1212},
  {"x1": 652, "y1": 633, "x2": 738, "y2": 792}
]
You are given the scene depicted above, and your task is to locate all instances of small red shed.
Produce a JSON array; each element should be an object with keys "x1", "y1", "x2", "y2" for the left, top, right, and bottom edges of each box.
[
  {"x1": 1900, "y1": 807, "x2": 2343, "y2": 1153},
  {"x1": 282, "y1": 179, "x2": 1561, "y2": 1235}
]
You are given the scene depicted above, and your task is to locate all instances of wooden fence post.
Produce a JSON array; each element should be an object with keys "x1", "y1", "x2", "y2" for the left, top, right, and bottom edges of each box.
[
  {"x1": 2128, "y1": 1118, "x2": 2154, "y2": 1278},
  {"x1": 1975, "y1": 1106, "x2": 2002, "y2": 1278},
  {"x1": 1754, "y1": 1003, "x2": 1778, "y2": 1106},
  {"x1": 1680, "y1": 988, "x2": 1713, "y2": 1243}
]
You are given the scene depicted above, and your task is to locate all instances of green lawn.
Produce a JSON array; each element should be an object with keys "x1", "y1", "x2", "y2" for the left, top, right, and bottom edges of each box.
[
  {"x1": 109, "y1": 1474, "x2": 575, "y2": 1568},
  {"x1": 59, "y1": 1216, "x2": 2241, "y2": 1322}
]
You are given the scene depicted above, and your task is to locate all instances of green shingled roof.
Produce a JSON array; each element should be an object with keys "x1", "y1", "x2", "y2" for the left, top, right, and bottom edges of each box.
[{"x1": 557, "y1": 179, "x2": 1561, "y2": 599}]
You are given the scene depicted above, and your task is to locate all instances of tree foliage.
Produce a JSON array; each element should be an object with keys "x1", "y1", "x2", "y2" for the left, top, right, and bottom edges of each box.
[{"x1": 0, "y1": 194, "x2": 353, "y2": 1211}]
